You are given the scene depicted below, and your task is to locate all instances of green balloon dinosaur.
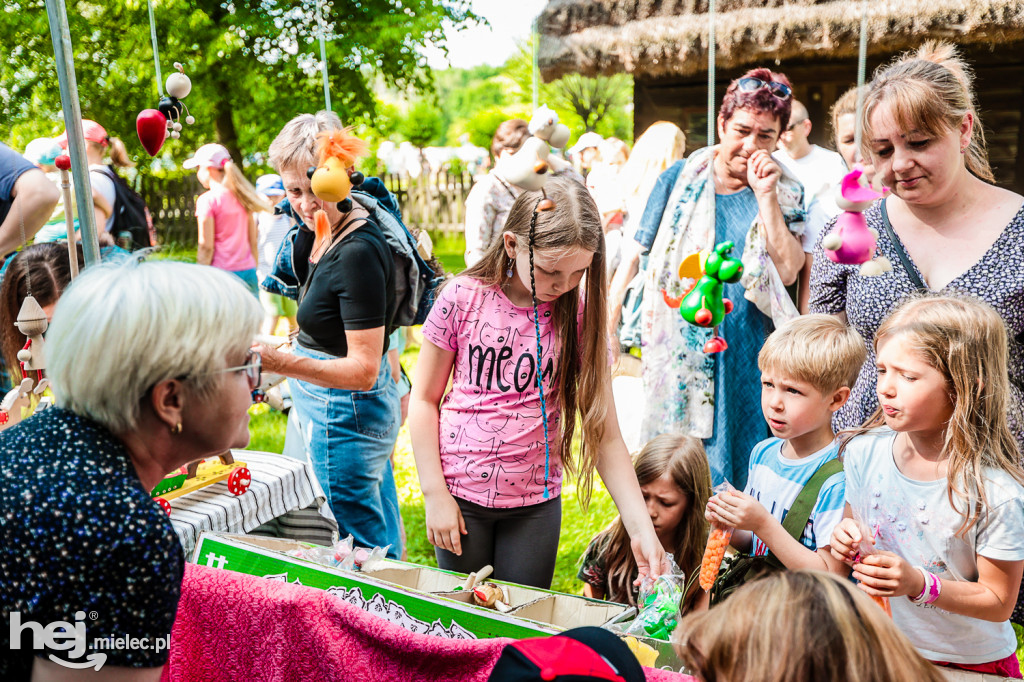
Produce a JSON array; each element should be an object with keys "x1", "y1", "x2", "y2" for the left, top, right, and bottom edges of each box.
[{"x1": 663, "y1": 241, "x2": 744, "y2": 353}]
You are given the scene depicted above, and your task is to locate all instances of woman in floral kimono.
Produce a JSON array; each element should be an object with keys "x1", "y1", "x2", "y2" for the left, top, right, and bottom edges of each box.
[{"x1": 636, "y1": 69, "x2": 806, "y2": 488}]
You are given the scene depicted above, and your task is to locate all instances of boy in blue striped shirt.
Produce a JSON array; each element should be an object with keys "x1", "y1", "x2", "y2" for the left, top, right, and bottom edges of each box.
[{"x1": 706, "y1": 315, "x2": 865, "y2": 573}]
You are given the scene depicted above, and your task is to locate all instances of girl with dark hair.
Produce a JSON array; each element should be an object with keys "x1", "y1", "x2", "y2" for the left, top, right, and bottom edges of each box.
[
  {"x1": 410, "y1": 175, "x2": 664, "y2": 589},
  {"x1": 578, "y1": 433, "x2": 711, "y2": 610},
  {"x1": 0, "y1": 242, "x2": 83, "y2": 389}
]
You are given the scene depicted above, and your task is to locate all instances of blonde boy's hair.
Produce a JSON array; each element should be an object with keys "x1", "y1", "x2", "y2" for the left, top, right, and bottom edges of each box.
[{"x1": 758, "y1": 315, "x2": 866, "y2": 394}]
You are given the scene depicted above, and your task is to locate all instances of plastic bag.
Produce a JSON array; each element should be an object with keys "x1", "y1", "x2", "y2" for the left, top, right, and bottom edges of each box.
[
  {"x1": 850, "y1": 518, "x2": 892, "y2": 617},
  {"x1": 622, "y1": 555, "x2": 685, "y2": 641},
  {"x1": 283, "y1": 535, "x2": 389, "y2": 572},
  {"x1": 286, "y1": 539, "x2": 344, "y2": 567},
  {"x1": 700, "y1": 482, "x2": 736, "y2": 590}
]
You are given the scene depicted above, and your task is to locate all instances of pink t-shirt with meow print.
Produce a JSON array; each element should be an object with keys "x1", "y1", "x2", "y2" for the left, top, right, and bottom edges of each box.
[{"x1": 420, "y1": 276, "x2": 564, "y2": 508}]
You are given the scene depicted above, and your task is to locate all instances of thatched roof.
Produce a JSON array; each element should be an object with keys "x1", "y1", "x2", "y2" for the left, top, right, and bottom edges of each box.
[{"x1": 538, "y1": 0, "x2": 1024, "y2": 81}]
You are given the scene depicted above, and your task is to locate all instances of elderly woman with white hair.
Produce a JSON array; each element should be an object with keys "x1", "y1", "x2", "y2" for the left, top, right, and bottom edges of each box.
[
  {"x1": 0, "y1": 261, "x2": 261, "y2": 680},
  {"x1": 254, "y1": 111, "x2": 402, "y2": 559}
]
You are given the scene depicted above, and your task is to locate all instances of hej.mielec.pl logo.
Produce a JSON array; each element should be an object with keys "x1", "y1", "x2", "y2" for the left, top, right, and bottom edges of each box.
[{"x1": 9, "y1": 610, "x2": 106, "y2": 670}]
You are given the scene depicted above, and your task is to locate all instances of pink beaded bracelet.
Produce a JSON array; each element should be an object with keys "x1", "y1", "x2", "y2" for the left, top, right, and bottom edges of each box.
[{"x1": 909, "y1": 567, "x2": 941, "y2": 605}]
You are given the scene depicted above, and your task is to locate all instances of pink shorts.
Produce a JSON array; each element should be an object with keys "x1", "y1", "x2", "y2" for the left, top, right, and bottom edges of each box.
[{"x1": 932, "y1": 652, "x2": 1023, "y2": 678}]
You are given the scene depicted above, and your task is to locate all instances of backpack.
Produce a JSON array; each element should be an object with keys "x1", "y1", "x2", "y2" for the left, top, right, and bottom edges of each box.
[
  {"x1": 709, "y1": 458, "x2": 843, "y2": 606},
  {"x1": 350, "y1": 178, "x2": 443, "y2": 327},
  {"x1": 99, "y1": 166, "x2": 153, "y2": 250},
  {"x1": 261, "y1": 177, "x2": 443, "y2": 327}
]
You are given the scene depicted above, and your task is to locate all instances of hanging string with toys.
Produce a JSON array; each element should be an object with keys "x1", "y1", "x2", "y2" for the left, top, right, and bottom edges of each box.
[
  {"x1": 820, "y1": 0, "x2": 892, "y2": 276},
  {"x1": 661, "y1": 0, "x2": 743, "y2": 355},
  {"x1": 317, "y1": 0, "x2": 332, "y2": 112},
  {"x1": 136, "y1": 0, "x2": 196, "y2": 156}
]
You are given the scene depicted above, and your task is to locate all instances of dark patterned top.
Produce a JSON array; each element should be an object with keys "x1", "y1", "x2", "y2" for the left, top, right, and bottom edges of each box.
[
  {"x1": 0, "y1": 408, "x2": 183, "y2": 678},
  {"x1": 577, "y1": 535, "x2": 638, "y2": 606},
  {"x1": 810, "y1": 200, "x2": 1024, "y2": 438}
]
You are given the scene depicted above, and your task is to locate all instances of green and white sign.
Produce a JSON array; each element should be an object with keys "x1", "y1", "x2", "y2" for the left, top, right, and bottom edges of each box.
[{"x1": 192, "y1": 533, "x2": 625, "y2": 641}]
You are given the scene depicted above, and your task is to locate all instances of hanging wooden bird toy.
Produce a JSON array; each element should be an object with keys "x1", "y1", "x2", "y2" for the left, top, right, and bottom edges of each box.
[
  {"x1": 306, "y1": 129, "x2": 369, "y2": 261},
  {"x1": 663, "y1": 241, "x2": 744, "y2": 354},
  {"x1": 495, "y1": 105, "x2": 570, "y2": 211}
]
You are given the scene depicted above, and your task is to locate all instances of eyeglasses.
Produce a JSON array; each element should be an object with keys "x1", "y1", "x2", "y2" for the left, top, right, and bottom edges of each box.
[
  {"x1": 213, "y1": 349, "x2": 262, "y2": 391},
  {"x1": 786, "y1": 119, "x2": 808, "y2": 131},
  {"x1": 736, "y1": 77, "x2": 792, "y2": 100}
]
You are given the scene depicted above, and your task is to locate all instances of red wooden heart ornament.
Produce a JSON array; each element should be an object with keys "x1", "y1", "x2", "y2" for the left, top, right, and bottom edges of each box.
[{"x1": 137, "y1": 108, "x2": 167, "y2": 156}]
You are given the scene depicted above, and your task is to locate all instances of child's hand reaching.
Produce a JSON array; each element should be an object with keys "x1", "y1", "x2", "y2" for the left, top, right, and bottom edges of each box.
[
  {"x1": 852, "y1": 551, "x2": 925, "y2": 598},
  {"x1": 631, "y1": 531, "x2": 668, "y2": 585},
  {"x1": 830, "y1": 518, "x2": 863, "y2": 564},
  {"x1": 705, "y1": 490, "x2": 769, "y2": 534}
]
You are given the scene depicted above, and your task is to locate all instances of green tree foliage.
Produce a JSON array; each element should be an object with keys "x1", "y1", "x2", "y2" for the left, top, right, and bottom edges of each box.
[
  {"x1": 397, "y1": 99, "x2": 443, "y2": 149},
  {"x1": 451, "y1": 104, "x2": 530, "y2": 152},
  {"x1": 503, "y1": 39, "x2": 633, "y2": 145},
  {"x1": 429, "y1": 64, "x2": 507, "y2": 145},
  {"x1": 2, "y1": 0, "x2": 475, "y2": 165}
]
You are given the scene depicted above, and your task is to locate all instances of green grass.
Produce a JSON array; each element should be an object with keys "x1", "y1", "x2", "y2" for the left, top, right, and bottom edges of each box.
[
  {"x1": 147, "y1": 242, "x2": 199, "y2": 262},
  {"x1": 430, "y1": 231, "x2": 466, "y2": 276}
]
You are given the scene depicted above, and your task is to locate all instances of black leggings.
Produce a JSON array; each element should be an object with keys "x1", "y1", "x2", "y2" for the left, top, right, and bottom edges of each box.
[{"x1": 435, "y1": 495, "x2": 562, "y2": 589}]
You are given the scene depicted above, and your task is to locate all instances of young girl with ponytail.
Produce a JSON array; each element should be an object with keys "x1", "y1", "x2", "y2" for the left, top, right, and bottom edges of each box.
[
  {"x1": 185, "y1": 143, "x2": 269, "y2": 294},
  {"x1": 410, "y1": 175, "x2": 664, "y2": 589}
]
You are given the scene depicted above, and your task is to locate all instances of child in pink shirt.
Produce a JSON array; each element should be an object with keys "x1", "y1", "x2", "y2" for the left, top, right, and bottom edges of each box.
[
  {"x1": 185, "y1": 143, "x2": 269, "y2": 294},
  {"x1": 410, "y1": 176, "x2": 664, "y2": 589}
]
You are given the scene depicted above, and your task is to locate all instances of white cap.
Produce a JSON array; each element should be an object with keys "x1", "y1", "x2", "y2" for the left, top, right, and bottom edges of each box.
[
  {"x1": 182, "y1": 143, "x2": 231, "y2": 169},
  {"x1": 568, "y1": 132, "x2": 604, "y2": 155}
]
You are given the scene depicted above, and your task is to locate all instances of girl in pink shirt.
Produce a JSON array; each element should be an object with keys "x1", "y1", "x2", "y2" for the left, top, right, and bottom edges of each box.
[
  {"x1": 410, "y1": 176, "x2": 664, "y2": 588},
  {"x1": 185, "y1": 143, "x2": 269, "y2": 295}
]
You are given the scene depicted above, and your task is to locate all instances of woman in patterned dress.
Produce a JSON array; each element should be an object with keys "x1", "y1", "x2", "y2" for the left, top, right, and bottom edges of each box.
[
  {"x1": 810, "y1": 42, "x2": 1024, "y2": 439},
  {"x1": 811, "y1": 40, "x2": 1024, "y2": 626}
]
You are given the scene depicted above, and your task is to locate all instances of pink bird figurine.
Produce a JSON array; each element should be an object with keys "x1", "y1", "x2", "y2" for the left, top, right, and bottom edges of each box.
[{"x1": 822, "y1": 165, "x2": 892, "y2": 276}]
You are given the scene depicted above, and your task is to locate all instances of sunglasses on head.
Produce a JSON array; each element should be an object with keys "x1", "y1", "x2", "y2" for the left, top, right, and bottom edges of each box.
[{"x1": 736, "y1": 77, "x2": 792, "y2": 100}]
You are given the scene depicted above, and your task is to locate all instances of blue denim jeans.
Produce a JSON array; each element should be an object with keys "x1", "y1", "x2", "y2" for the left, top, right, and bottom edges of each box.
[{"x1": 289, "y1": 345, "x2": 402, "y2": 558}]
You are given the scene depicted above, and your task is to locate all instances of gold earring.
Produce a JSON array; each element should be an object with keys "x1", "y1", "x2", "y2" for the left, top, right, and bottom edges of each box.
[{"x1": 171, "y1": 422, "x2": 182, "y2": 435}]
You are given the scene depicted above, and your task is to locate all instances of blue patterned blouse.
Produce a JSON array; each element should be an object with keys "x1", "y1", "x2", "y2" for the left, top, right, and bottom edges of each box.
[{"x1": 1, "y1": 407, "x2": 183, "y2": 678}]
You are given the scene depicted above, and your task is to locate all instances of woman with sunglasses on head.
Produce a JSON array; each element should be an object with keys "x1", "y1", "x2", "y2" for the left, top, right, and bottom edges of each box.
[
  {"x1": 635, "y1": 68, "x2": 806, "y2": 489},
  {"x1": 0, "y1": 260, "x2": 261, "y2": 680},
  {"x1": 253, "y1": 111, "x2": 403, "y2": 560}
]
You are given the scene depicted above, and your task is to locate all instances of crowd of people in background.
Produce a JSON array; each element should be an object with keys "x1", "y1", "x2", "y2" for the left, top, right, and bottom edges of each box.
[
  {"x1": 3, "y1": 35, "x2": 1024, "y2": 681},
  {"x1": 453, "y1": 39, "x2": 1024, "y2": 679}
]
